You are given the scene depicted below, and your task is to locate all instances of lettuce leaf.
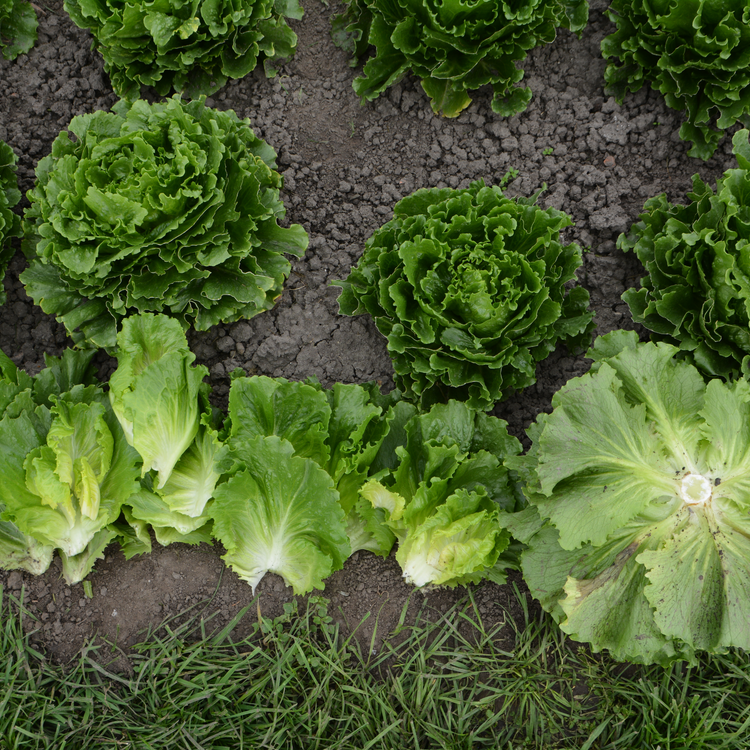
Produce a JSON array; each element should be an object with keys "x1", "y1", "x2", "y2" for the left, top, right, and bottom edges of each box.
[
  {"x1": 332, "y1": 0, "x2": 587, "y2": 117},
  {"x1": 361, "y1": 400, "x2": 523, "y2": 587},
  {"x1": 211, "y1": 435, "x2": 350, "y2": 594}
]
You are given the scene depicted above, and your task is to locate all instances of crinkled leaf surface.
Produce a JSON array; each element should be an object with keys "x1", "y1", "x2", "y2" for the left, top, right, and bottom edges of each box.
[
  {"x1": 621, "y1": 131, "x2": 750, "y2": 379},
  {"x1": 332, "y1": 0, "x2": 587, "y2": 116},
  {"x1": 602, "y1": 1, "x2": 750, "y2": 158},
  {"x1": 22, "y1": 97, "x2": 307, "y2": 348},
  {"x1": 63, "y1": 0, "x2": 301, "y2": 97},
  {"x1": 334, "y1": 180, "x2": 594, "y2": 410}
]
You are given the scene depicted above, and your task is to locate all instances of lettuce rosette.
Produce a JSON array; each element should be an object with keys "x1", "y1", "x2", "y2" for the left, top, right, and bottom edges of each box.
[
  {"x1": 0, "y1": 349, "x2": 140, "y2": 584},
  {"x1": 332, "y1": 0, "x2": 588, "y2": 117},
  {"x1": 361, "y1": 400, "x2": 523, "y2": 588},
  {"x1": 602, "y1": 0, "x2": 750, "y2": 159},
  {"x1": 21, "y1": 97, "x2": 308, "y2": 350},
  {"x1": 506, "y1": 330, "x2": 750, "y2": 665},
  {"x1": 334, "y1": 180, "x2": 595, "y2": 410},
  {"x1": 622, "y1": 130, "x2": 750, "y2": 380},
  {"x1": 64, "y1": 0, "x2": 302, "y2": 99}
]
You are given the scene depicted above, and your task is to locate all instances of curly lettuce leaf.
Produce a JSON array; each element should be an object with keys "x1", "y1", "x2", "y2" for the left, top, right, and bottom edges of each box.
[
  {"x1": 621, "y1": 131, "x2": 750, "y2": 379},
  {"x1": 22, "y1": 98, "x2": 308, "y2": 348},
  {"x1": 64, "y1": 0, "x2": 301, "y2": 98},
  {"x1": 602, "y1": 0, "x2": 750, "y2": 159},
  {"x1": 333, "y1": 0, "x2": 588, "y2": 116}
]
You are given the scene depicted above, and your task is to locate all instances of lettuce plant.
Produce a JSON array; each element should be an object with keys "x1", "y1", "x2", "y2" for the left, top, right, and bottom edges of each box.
[
  {"x1": 110, "y1": 313, "x2": 218, "y2": 546},
  {"x1": 64, "y1": 0, "x2": 303, "y2": 99},
  {"x1": 334, "y1": 180, "x2": 595, "y2": 410},
  {"x1": 332, "y1": 0, "x2": 588, "y2": 117},
  {"x1": 361, "y1": 401, "x2": 522, "y2": 588},
  {"x1": 622, "y1": 130, "x2": 750, "y2": 380},
  {"x1": 601, "y1": 0, "x2": 750, "y2": 159},
  {"x1": 0, "y1": 141, "x2": 21, "y2": 305},
  {"x1": 220, "y1": 373, "x2": 415, "y2": 557},
  {"x1": 0, "y1": 349, "x2": 141, "y2": 584},
  {"x1": 0, "y1": 0, "x2": 37, "y2": 60},
  {"x1": 21, "y1": 97, "x2": 308, "y2": 350},
  {"x1": 506, "y1": 330, "x2": 750, "y2": 665},
  {"x1": 0, "y1": 351, "x2": 53, "y2": 575}
]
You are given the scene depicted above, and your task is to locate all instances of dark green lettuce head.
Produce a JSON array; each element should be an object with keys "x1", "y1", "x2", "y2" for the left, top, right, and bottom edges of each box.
[
  {"x1": 21, "y1": 97, "x2": 308, "y2": 350},
  {"x1": 0, "y1": 141, "x2": 21, "y2": 305},
  {"x1": 64, "y1": 0, "x2": 302, "y2": 99},
  {"x1": 333, "y1": 179, "x2": 595, "y2": 411},
  {"x1": 622, "y1": 129, "x2": 750, "y2": 379},
  {"x1": 0, "y1": 0, "x2": 37, "y2": 60},
  {"x1": 602, "y1": 0, "x2": 750, "y2": 159},
  {"x1": 332, "y1": 0, "x2": 588, "y2": 117}
]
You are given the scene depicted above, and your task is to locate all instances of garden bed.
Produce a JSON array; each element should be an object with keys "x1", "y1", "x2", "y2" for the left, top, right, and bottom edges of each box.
[{"x1": 0, "y1": 0, "x2": 736, "y2": 663}]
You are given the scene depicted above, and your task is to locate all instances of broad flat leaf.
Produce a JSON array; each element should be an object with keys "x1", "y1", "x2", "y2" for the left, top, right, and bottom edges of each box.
[{"x1": 211, "y1": 436, "x2": 350, "y2": 594}]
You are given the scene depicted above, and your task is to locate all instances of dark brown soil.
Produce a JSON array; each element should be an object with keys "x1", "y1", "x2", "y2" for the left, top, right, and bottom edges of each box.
[{"x1": 0, "y1": 0, "x2": 737, "y2": 662}]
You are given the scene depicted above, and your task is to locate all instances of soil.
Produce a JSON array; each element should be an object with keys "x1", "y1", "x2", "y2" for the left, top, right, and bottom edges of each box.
[{"x1": 0, "y1": 0, "x2": 738, "y2": 664}]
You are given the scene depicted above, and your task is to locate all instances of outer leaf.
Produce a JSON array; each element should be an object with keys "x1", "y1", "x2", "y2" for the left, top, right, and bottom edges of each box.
[
  {"x1": 0, "y1": 0, "x2": 37, "y2": 60},
  {"x1": 0, "y1": 503, "x2": 54, "y2": 575},
  {"x1": 211, "y1": 436, "x2": 350, "y2": 594}
]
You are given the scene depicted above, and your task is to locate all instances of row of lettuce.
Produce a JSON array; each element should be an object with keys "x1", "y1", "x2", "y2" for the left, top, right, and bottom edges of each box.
[
  {"x1": 3, "y1": 312, "x2": 750, "y2": 670},
  {"x1": 5, "y1": 106, "x2": 750, "y2": 401},
  {"x1": 3, "y1": 0, "x2": 749, "y2": 159},
  {"x1": 0, "y1": 312, "x2": 521, "y2": 592}
]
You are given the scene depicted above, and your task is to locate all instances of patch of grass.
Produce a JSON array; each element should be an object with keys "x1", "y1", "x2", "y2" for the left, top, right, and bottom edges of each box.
[{"x1": 1, "y1": 583, "x2": 750, "y2": 749}]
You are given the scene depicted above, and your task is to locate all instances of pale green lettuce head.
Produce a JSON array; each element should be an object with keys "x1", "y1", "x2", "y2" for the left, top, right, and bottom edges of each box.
[
  {"x1": 220, "y1": 373, "x2": 416, "y2": 557},
  {"x1": 0, "y1": 350, "x2": 140, "y2": 584},
  {"x1": 362, "y1": 400, "x2": 523, "y2": 588},
  {"x1": 508, "y1": 330, "x2": 750, "y2": 665},
  {"x1": 110, "y1": 313, "x2": 210, "y2": 492}
]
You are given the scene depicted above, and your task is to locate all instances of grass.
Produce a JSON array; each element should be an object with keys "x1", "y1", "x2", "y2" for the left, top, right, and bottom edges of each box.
[{"x1": 1, "y1": 583, "x2": 750, "y2": 749}]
